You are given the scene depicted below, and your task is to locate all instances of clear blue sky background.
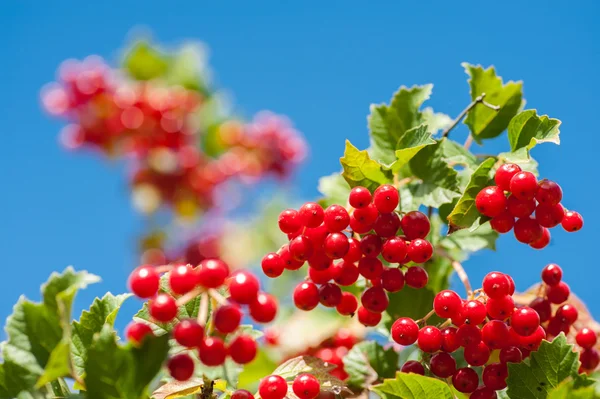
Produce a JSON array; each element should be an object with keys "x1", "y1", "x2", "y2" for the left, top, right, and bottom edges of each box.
[{"x1": 2, "y1": 1, "x2": 599, "y2": 332}]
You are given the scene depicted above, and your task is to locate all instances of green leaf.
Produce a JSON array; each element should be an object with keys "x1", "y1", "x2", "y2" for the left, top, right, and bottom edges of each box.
[
  {"x1": 123, "y1": 41, "x2": 169, "y2": 81},
  {"x1": 391, "y1": 124, "x2": 436, "y2": 172},
  {"x1": 343, "y1": 341, "x2": 399, "y2": 389},
  {"x1": 71, "y1": 293, "x2": 132, "y2": 379},
  {"x1": 340, "y1": 140, "x2": 393, "y2": 191},
  {"x1": 370, "y1": 372, "x2": 453, "y2": 399},
  {"x1": 462, "y1": 63, "x2": 523, "y2": 143},
  {"x1": 498, "y1": 147, "x2": 539, "y2": 175},
  {"x1": 42, "y1": 267, "x2": 100, "y2": 314},
  {"x1": 385, "y1": 287, "x2": 442, "y2": 328},
  {"x1": 409, "y1": 138, "x2": 461, "y2": 192},
  {"x1": 442, "y1": 222, "x2": 498, "y2": 253},
  {"x1": 165, "y1": 43, "x2": 208, "y2": 92},
  {"x1": 84, "y1": 324, "x2": 169, "y2": 399},
  {"x1": 402, "y1": 182, "x2": 461, "y2": 209},
  {"x1": 506, "y1": 333, "x2": 580, "y2": 399},
  {"x1": 237, "y1": 349, "x2": 278, "y2": 391},
  {"x1": 548, "y1": 378, "x2": 600, "y2": 399},
  {"x1": 318, "y1": 173, "x2": 351, "y2": 207},
  {"x1": 508, "y1": 109, "x2": 561, "y2": 152},
  {"x1": 272, "y1": 356, "x2": 347, "y2": 393},
  {"x1": 421, "y1": 107, "x2": 453, "y2": 136},
  {"x1": 447, "y1": 158, "x2": 496, "y2": 229}
]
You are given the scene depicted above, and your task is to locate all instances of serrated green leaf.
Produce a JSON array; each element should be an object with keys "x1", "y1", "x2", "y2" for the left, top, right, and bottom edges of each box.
[
  {"x1": 421, "y1": 107, "x2": 453, "y2": 136},
  {"x1": 409, "y1": 138, "x2": 461, "y2": 193},
  {"x1": 498, "y1": 147, "x2": 539, "y2": 175},
  {"x1": 404, "y1": 182, "x2": 461, "y2": 209},
  {"x1": 42, "y1": 268, "x2": 100, "y2": 314},
  {"x1": 343, "y1": 341, "x2": 399, "y2": 389},
  {"x1": 340, "y1": 140, "x2": 393, "y2": 191},
  {"x1": 506, "y1": 334, "x2": 580, "y2": 399},
  {"x1": 237, "y1": 349, "x2": 278, "y2": 391},
  {"x1": 442, "y1": 222, "x2": 498, "y2": 253},
  {"x1": 123, "y1": 41, "x2": 169, "y2": 81},
  {"x1": 318, "y1": 173, "x2": 351, "y2": 207},
  {"x1": 391, "y1": 124, "x2": 436, "y2": 172},
  {"x1": 371, "y1": 372, "x2": 453, "y2": 399},
  {"x1": 447, "y1": 158, "x2": 496, "y2": 229},
  {"x1": 508, "y1": 109, "x2": 561, "y2": 152},
  {"x1": 462, "y1": 63, "x2": 523, "y2": 143}
]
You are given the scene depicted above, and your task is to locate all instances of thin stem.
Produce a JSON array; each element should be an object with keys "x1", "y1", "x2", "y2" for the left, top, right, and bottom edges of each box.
[
  {"x1": 176, "y1": 286, "x2": 204, "y2": 307},
  {"x1": 197, "y1": 292, "x2": 209, "y2": 326},
  {"x1": 417, "y1": 309, "x2": 436, "y2": 325},
  {"x1": 452, "y1": 260, "x2": 473, "y2": 298},
  {"x1": 441, "y1": 93, "x2": 500, "y2": 138},
  {"x1": 438, "y1": 319, "x2": 452, "y2": 329},
  {"x1": 208, "y1": 289, "x2": 229, "y2": 305},
  {"x1": 463, "y1": 134, "x2": 474, "y2": 150}
]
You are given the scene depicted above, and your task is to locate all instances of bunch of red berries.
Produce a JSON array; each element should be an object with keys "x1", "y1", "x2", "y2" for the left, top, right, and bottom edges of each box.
[
  {"x1": 393, "y1": 271, "x2": 545, "y2": 396},
  {"x1": 256, "y1": 373, "x2": 322, "y2": 399},
  {"x1": 475, "y1": 163, "x2": 583, "y2": 249},
  {"x1": 125, "y1": 260, "x2": 277, "y2": 381},
  {"x1": 260, "y1": 184, "x2": 434, "y2": 327}
]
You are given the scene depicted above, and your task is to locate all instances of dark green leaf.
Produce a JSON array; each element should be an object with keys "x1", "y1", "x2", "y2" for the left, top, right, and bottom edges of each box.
[
  {"x1": 409, "y1": 139, "x2": 460, "y2": 192},
  {"x1": 343, "y1": 341, "x2": 399, "y2": 388},
  {"x1": 385, "y1": 287, "x2": 442, "y2": 329},
  {"x1": 340, "y1": 140, "x2": 393, "y2": 191},
  {"x1": 370, "y1": 372, "x2": 453, "y2": 399},
  {"x1": 508, "y1": 110, "x2": 561, "y2": 152},
  {"x1": 391, "y1": 124, "x2": 436, "y2": 172},
  {"x1": 123, "y1": 41, "x2": 169, "y2": 81},
  {"x1": 404, "y1": 181, "x2": 461, "y2": 209}
]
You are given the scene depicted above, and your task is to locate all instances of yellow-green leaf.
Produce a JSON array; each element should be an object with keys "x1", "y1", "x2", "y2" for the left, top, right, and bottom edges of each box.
[{"x1": 508, "y1": 109, "x2": 561, "y2": 152}]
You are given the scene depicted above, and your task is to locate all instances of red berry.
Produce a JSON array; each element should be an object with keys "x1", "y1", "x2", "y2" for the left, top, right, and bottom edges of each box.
[
  {"x1": 262, "y1": 253, "x2": 284, "y2": 278},
  {"x1": 333, "y1": 261, "x2": 360, "y2": 286},
  {"x1": 511, "y1": 307, "x2": 540, "y2": 337},
  {"x1": 358, "y1": 257, "x2": 384, "y2": 280},
  {"x1": 510, "y1": 171, "x2": 538, "y2": 200},
  {"x1": 359, "y1": 234, "x2": 383, "y2": 257},
  {"x1": 401, "y1": 360, "x2": 425, "y2": 375},
  {"x1": 457, "y1": 324, "x2": 482, "y2": 347},
  {"x1": 530, "y1": 297, "x2": 552, "y2": 322},
  {"x1": 495, "y1": 163, "x2": 521, "y2": 191},
  {"x1": 506, "y1": 274, "x2": 516, "y2": 295},
  {"x1": 471, "y1": 387, "x2": 498, "y2": 399},
  {"x1": 232, "y1": 390, "x2": 255, "y2": 399},
  {"x1": 229, "y1": 335, "x2": 258, "y2": 364},
  {"x1": 381, "y1": 267, "x2": 405, "y2": 292},
  {"x1": 259, "y1": 375, "x2": 288, "y2": 399},
  {"x1": 576, "y1": 328, "x2": 598, "y2": 349},
  {"x1": 580, "y1": 349, "x2": 600, "y2": 371},
  {"x1": 278, "y1": 209, "x2": 302, "y2": 233},
  {"x1": 280, "y1": 246, "x2": 304, "y2": 270},
  {"x1": 199, "y1": 336, "x2": 227, "y2": 366},
  {"x1": 228, "y1": 270, "x2": 260, "y2": 304},
  {"x1": 373, "y1": 184, "x2": 399, "y2": 213},
  {"x1": 169, "y1": 264, "x2": 197, "y2": 295},
  {"x1": 149, "y1": 294, "x2": 178, "y2": 322},
  {"x1": 125, "y1": 322, "x2": 153, "y2": 344},
  {"x1": 514, "y1": 217, "x2": 543, "y2": 244},
  {"x1": 323, "y1": 205, "x2": 350, "y2": 232},
  {"x1": 500, "y1": 346, "x2": 523, "y2": 364},
  {"x1": 529, "y1": 227, "x2": 550, "y2": 249},
  {"x1": 556, "y1": 304, "x2": 578, "y2": 325},
  {"x1": 382, "y1": 237, "x2": 408, "y2": 263},
  {"x1": 324, "y1": 232, "x2": 350, "y2": 259},
  {"x1": 430, "y1": 352, "x2": 457, "y2": 378},
  {"x1": 292, "y1": 373, "x2": 320, "y2": 399},
  {"x1": 475, "y1": 186, "x2": 507, "y2": 217},
  {"x1": 319, "y1": 283, "x2": 342, "y2": 307},
  {"x1": 304, "y1": 224, "x2": 329, "y2": 248},
  {"x1": 507, "y1": 195, "x2": 536, "y2": 218},
  {"x1": 333, "y1": 329, "x2": 357, "y2": 349},
  {"x1": 349, "y1": 186, "x2": 372, "y2": 209},
  {"x1": 562, "y1": 211, "x2": 584, "y2": 232},
  {"x1": 352, "y1": 203, "x2": 379, "y2": 226},
  {"x1": 168, "y1": 353, "x2": 194, "y2": 381},
  {"x1": 294, "y1": 282, "x2": 320, "y2": 311},
  {"x1": 452, "y1": 367, "x2": 479, "y2": 393},
  {"x1": 441, "y1": 327, "x2": 460, "y2": 352},
  {"x1": 481, "y1": 320, "x2": 509, "y2": 350},
  {"x1": 405, "y1": 266, "x2": 428, "y2": 288},
  {"x1": 463, "y1": 300, "x2": 487, "y2": 325},
  {"x1": 535, "y1": 203, "x2": 564, "y2": 228},
  {"x1": 547, "y1": 317, "x2": 570, "y2": 337},
  {"x1": 547, "y1": 281, "x2": 570, "y2": 304},
  {"x1": 400, "y1": 211, "x2": 431, "y2": 240},
  {"x1": 536, "y1": 179, "x2": 562, "y2": 206},
  {"x1": 407, "y1": 239, "x2": 433, "y2": 263},
  {"x1": 391, "y1": 317, "x2": 419, "y2": 346},
  {"x1": 418, "y1": 326, "x2": 442, "y2": 352},
  {"x1": 486, "y1": 295, "x2": 515, "y2": 320},
  {"x1": 465, "y1": 341, "x2": 491, "y2": 366},
  {"x1": 213, "y1": 304, "x2": 242, "y2": 334},
  {"x1": 174, "y1": 319, "x2": 204, "y2": 347},
  {"x1": 290, "y1": 236, "x2": 314, "y2": 262},
  {"x1": 343, "y1": 238, "x2": 362, "y2": 263},
  {"x1": 129, "y1": 265, "x2": 160, "y2": 298},
  {"x1": 249, "y1": 292, "x2": 278, "y2": 323},
  {"x1": 361, "y1": 286, "x2": 388, "y2": 313},
  {"x1": 357, "y1": 306, "x2": 381, "y2": 326},
  {"x1": 482, "y1": 272, "x2": 510, "y2": 299},
  {"x1": 197, "y1": 259, "x2": 229, "y2": 288},
  {"x1": 336, "y1": 292, "x2": 358, "y2": 316},
  {"x1": 518, "y1": 325, "x2": 546, "y2": 351},
  {"x1": 434, "y1": 290, "x2": 462, "y2": 319},
  {"x1": 483, "y1": 362, "x2": 508, "y2": 390},
  {"x1": 541, "y1": 263, "x2": 562, "y2": 286},
  {"x1": 374, "y1": 212, "x2": 400, "y2": 237},
  {"x1": 308, "y1": 265, "x2": 334, "y2": 285},
  {"x1": 490, "y1": 210, "x2": 515, "y2": 233},
  {"x1": 298, "y1": 202, "x2": 325, "y2": 228}
]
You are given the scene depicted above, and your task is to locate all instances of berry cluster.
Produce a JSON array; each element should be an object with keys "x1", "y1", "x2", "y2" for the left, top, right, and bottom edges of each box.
[
  {"x1": 260, "y1": 184, "x2": 434, "y2": 327},
  {"x1": 476, "y1": 164, "x2": 583, "y2": 248},
  {"x1": 257, "y1": 373, "x2": 321, "y2": 399},
  {"x1": 125, "y1": 260, "x2": 278, "y2": 381}
]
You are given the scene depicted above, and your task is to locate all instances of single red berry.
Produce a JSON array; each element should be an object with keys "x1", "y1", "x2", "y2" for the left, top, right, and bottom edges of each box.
[
  {"x1": 465, "y1": 341, "x2": 491, "y2": 366},
  {"x1": 249, "y1": 292, "x2": 278, "y2": 323},
  {"x1": 556, "y1": 304, "x2": 578, "y2": 325},
  {"x1": 382, "y1": 237, "x2": 408, "y2": 263},
  {"x1": 434, "y1": 290, "x2": 462, "y2": 319},
  {"x1": 336, "y1": 292, "x2": 358, "y2": 316},
  {"x1": 576, "y1": 328, "x2": 598, "y2": 349},
  {"x1": 457, "y1": 324, "x2": 482, "y2": 347},
  {"x1": 529, "y1": 227, "x2": 550, "y2": 249},
  {"x1": 486, "y1": 295, "x2": 515, "y2": 320},
  {"x1": 125, "y1": 322, "x2": 153, "y2": 344},
  {"x1": 259, "y1": 375, "x2": 288, "y2": 399},
  {"x1": 168, "y1": 353, "x2": 194, "y2": 381},
  {"x1": 482, "y1": 272, "x2": 510, "y2": 299},
  {"x1": 352, "y1": 203, "x2": 379, "y2": 226},
  {"x1": 513, "y1": 217, "x2": 543, "y2": 244},
  {"x1": 173, "y1": 319, "x2": 204, "y2": 347},
  {"x1": 213, "y1": 304, "x2": 243, "y2": 334},
  {"x1": 229, "y1": 334, "x2": 258, "y2": 364},
  {"x1": 169, "y1": 264, "x2": 197, "y2": 295},
  {"x1": 358, "y1": 257, "x2": 384, "y2": 280},
  {"x1": 463, "y1": 300, "x2": 487, "y2": 325},
  {"x1": 199, "y1": 336, "x2": 227, "y2": 366},
  {"x1": 232, "y1": 390, "x2": 255, "y2": 399},
  {"x1": 381, "y1": 267, "x2": 405, "y2": 292},
  {"x1": 308, "y1": 265, "x2": 335, "y2": 284},
  {"x1": 530, "y1": 297, "x2": 552, "y2": 322},
  {"x1": 430, "y1": 352, "x2": 457, "y2": 378},
  {"x1": 500, "y1": 346, "x2": 523, "y2": 364},
  {"x1": 324, "y1": 232, "x2": 350, "y2": 259},
  {"x1": 294, "y1": 282, "x2": 320, "y2": 311},
  {"x1": 547, "y1": 317, "x2": 571, "y2": 337},
  {"x1": 129, "y1": 265, "x2": 160, "y2": 298},
  {"x1": 518, "y1": 325, "x2": 546, "y2": 351},
  {"x1": 361, "y1": 286, "x2": 389, "y2": 313},
  {"x1": 483, "y1": 362, "x2": 508, "y2": 390},
  {"x1": 261, "y1": 253, "x2": 285, "y2": 278},
  {"x1": 452, "y1": 367, "x2": 479, "y2": 393},
  {"x1": 374, "y1": 212, "x2": 401, "y2": 237},
  {"x1": 547, "y1": 281, "x2": 570, "y2": 304},
  {"x1": 298, "y1": 202, "x2": 325, "y2": 228},
  {"x1": 349, "y1": 186, "x2": 372, "y2": 209},
  {"x1": 304, "y1": 224, "x2": 329, "y2": 248},
  {"x1": 343, "y1": 238, "x2": 362, "y2": 263},
  {"x1": 510, "y1": 171, "x2": 538, "y2": 200},
  {"x1": 405, "y1": 266, "x2": 428, "y2": 288},
  {"x1": 490, "y1": 210, "x2": 515, "y2": 233},
  {"x1": 561, "y1": 210, "x2": 584, "y2": 232},
  {"x1": 506, "y1": 274, "x2": 516, "y2": 295},
  {"x1": 535, "y1": 203, "x2": 565, "y2": 228},
  {"x1": 541, "y1": 263, "x2": 562, "y2": 286},
  {"x1": 400, "y1": 211, "x2": 431, "y2": 240},
  {"x1": 323, "y1": 205, "x2": 350, "y2": 232},
  {"x1": 418, "y1": 326, "x2": 442, "y2": 352},
  {"x1": 401, "y1": 360, "x2": 425, "y2": 375},
  {"x1": 292, "y1": 373, "x2": 320, "y2": 399},
  {"x1": 441, "y1": 327, "x2": 460, "y2": 352},
  {"x1": 349, "y1": 216, "x2": 372, "y2": 234},
  {"x1": 475, "y1": 186, "x2": 507, "y2": 217},
  {"x1": 357, "y1": 306, "x2": 382, "y2": 326},
  {"x1": 308, "y1": 251, "x2": 333, "y2": 271},
  {"x1": 290, "y1": 235, "x2": 314, "y2": 262},
  {"x1": 197, "y1": 259, "x2": 230, "y2": 288},
  {"x1": 359, "y1": 234, "x2": 383, "y2": 257},
  {"x1": 471, "y1": 387, "x2": 498, "y2": 399},
  {"x1": 319, "y1": 283, "x2": 342, "y2": 307},
  {"x1": 580, "y1": 349, "x2": 600, "y2": 371},
  {"x1": 149, "y1": 294, "x2": 178, "y2": 322},
  {"x1": 507, "y1": 195, "x2": 536, "y2": 218},
  {"x1": 481, "y1": 320, "x2": 509, "y2": 350},
  {"x1": 511, "y1": 307, "x2": 540, "y2": 337},
  {"x1": 333, "y1": 261, "x2": 360, "y2": 286},
  {"x1": 407, "y1": 239, "x2": 433, "y2": 263},
  {"x1": 373, "y1": 184, "x2": 399, "y2": 213},
  {"x1": 278, "y1": 209, "x2": 302, "y2": 233},
  {"x1": 391, "y1": 317, "x2": 419, "y2": 346},
  {"x1": 495, "y1": 163, "x2": 522, "y2": 191},
  {"x1": 536, "y1": 179, "x2": 562, "y2": 206},
  {"x1": 280, "y1": 246, "x2": 304, "y2": 270},
  {"x1": 228, "y1": 270, "x2": 260, "y2": 304}
]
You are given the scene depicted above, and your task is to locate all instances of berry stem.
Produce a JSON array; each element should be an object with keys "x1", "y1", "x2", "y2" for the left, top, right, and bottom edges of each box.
[
  {"x1": 197, "y1": 292, "x2": 209, "y2": 327},
  {"x1": 441, "y1": 93, "x2": 500, "y2": 138},
  {"x1": 451, "y1": 260, "x2": 473, "y2": 298},
  {"x1": 208, "y1": 288, "x2": 229, "y2": 305},
  {"x1": 463, "y1": 134, "x2": 473, "y2": 150},
  {"x1": 155, "y1": 265, "x2": 175, "y2": 274},
  {"x1": 417, "y1": 309, "x2": 437, "y2": 324},
  {"x1": 438, "y1": 319, "x2": 452, "y2": 329},
  {"x1": 176, "y1": 286, "x2": 204, "y2": 307}
]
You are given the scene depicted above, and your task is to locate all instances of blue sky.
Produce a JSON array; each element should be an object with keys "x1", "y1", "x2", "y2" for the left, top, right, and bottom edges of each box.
[{"x1": 2, "y1": 1, "x2": 599, "y2": 330}]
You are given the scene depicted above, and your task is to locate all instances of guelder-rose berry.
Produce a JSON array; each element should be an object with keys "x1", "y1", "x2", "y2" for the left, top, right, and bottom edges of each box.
[
  {"x1": 400, "y1": 211, "x2": 431, "y2": 240},
  {"x1": 464, "y1": 341, "x2": 491, "y2": 366},
  {"x1": 280, "y1": 246, "x2": 304, "y2": 270},
  {"x1": 249, "y1": 292, "x2": 278, "y2": 323},
  {"x1": 259, "y1": 375, "x2": 288, "y2": 399},
  {"x1": 373, "y1": 212, "x2": 400, "y2": 237},
  {"x1": 333, "y1": 261, "x2": 360, "y2": 286},
  {"x1": 561, "y1": 211, "x2": 584, "y2": 232},
  {"x1": 373, "y1": 184, "x2": 399, "y2": 213},
  {"x1": 262, "y1": 253, "x2": 285, "y2": 278},
  {"x1": 536, "y1": 179, "x2": 562, "y2": 206},
  {"x1": 452, "y1": 367, "x2": 479, "y2": 393},
  {"x1": 381, "y1": 267, "x2": 405, "y2": 292},
  {"x1": 530, "y1": 297, "x2": 552, "y2": 322},
  {"x1": 292, "y1": 373, "x2": 320, "y2": 399},
  {"x1": 486, "y1": 295, "x2": 515, "y2": 320},
  {"x1": 289, "y1": 236, "x2": 314, "y2": 262},
  {"x1": 471, "y1": 387, "x2": 498, "y2": 399},
  {"x1": 418, "y1": 326, "x2": 442, "y2": 352},
  {"x1": 457, "y1": 324, "x2": 482, "y2": 347},
  {"x1": 500, "y1": 346, "x2": 523, "y2": 364},
  {"x1": 168, "y1": 353, "x2": 194, "y2": 381},
  {"x1": 298, "y1": 202, "x2": 324, "y2": 228},
  {"x1": 228, "y1": 334, "x2": 258, "y2": 364},
  {"x1": 513, "y1": 217, "x2": 543, "y2": 244},
  {"x1": 535, "y1": 203, "x2": 564, "y2": 228},
  {"x1": 213, "y1": 304, "x2": 242, "y2": 334},
  {"x1": 173, "y1": 319, "x2": 204, "y2": 347},
  {"x1": 169, "y1": 264, "x2": 197, "y2": 295},
  {"x1": 308, "y1": 266, "x2": 335, "y2": 285},
  {"x1": 391, "y1": 317, "x2": 419, "y2": 346},
  {"x1": 358, "y1": 257, "x2": 384, "y2": 280},
  {"x1": 529, "y1": 227, "x2": 550, "y2": 249},
  {"x1": 407, "y1": 239, "x2": 433, "y2": 263},
  {"x1": 382, "y1": 237, "x2": 408, "y2": 263},
  {"x1": 228, "y1": 270, "x2": 260, "y2": 304},
  {"x1": 495, "y1": 163, "x2": 521, "y2": 191},
  {"x1": 510, "y1": 307, "x2": 540, "y2": 337},
  {"x1": 349, "y1": 186, "x2": 372, "y2": 209},
  {"x1": 401, "y1": 360, "x2": 425, "y2": 375},
  {"x1": 433, "y1": 290, "x2": 462, "y2": 319},
  {"x1": 353, "y1": 203, "x2": 379, "y2": 226},
  {"x1": 510, "y1": 171, "x2": 538, "y2": 200},
  {"x1": 482, "y1": 362, "x2": 508, "y2": 390},
  {"x1": 129, "y1": 265, "x2": 160, "y2": 298},
  {"x1": 555, "y1": 304, "x2": 578, "y2": 325},
  {"x1": 547, "y1": 281, "x2": 570, "y2": 304},
  {"x1": 405, "y1": 266, "x2": 428, "y2": 288},
  {"x1": 125, "y1": 322, "x2": 153, "y2": 344},
  {"x1": 481, "y1": 320, "x2": 509, "y2": 350},
  {"x1": 323, "y1": 205, "x2": 350, "y2": 232},
  {"x1": 463, "y1": 300, "x2": 487, "y2": 325},
  {"x1": 149, "y1": 294, "x2": 178, "y2": 322},
  {"x1": 197, "y1": 259, "x2": 229, "y2": 288},
  {"x1": 482, "y1": 272, "x2": 510, "y2": 299},
  {"x1": 580, "y1": 348, "x2": 600, "y2": 371},
  {"x1": 357, "y1": 306, "x2": 381, "y2": 326},
  {"x1": 507, "y1": 195, "x2": 536, "y2": 218},
  {"x1": 430, "y1": 352, "x2": 457, "y2": 378},
  {"x1": 361, "y1": 286, "x2": 389, "y2": 313},
  {"x1": 441, "y1": 327, "x2": 460, "y2": 353},
  {"x1": 278, "y1": 209, "x2": 302, "y2": 233},
  {"x1": 324, "y1": 232, "x2": 350, "y2": 259},
  {"x1": 519, "y1": 326, "x2": 546, "y2": 351},
  {"x1": 343, "y1": 238, "x2": 362, "y2": 263},
  {"x1": 232, "y1": 390, "x2": 255, "y2": 399},
  {"x1": 199, "y1": 337, "x2": 227, "y2": 366},
  {"x1": 490, "y1": 210, "x2": 515, "y2": 233},
  {"x1": 319, "y1": 283, "x2": 342, "y2": 307},
  {"x1": 336, "y1": 292, "x2": 358, "y2": 315},
  {"x1": 576, "y1": 328, "x2": 598, "y2": 349},
  {"x1": 294, "y1": 281, "x2": 320, "y2": 311},
  {"x1": 541, "y1": 263, "x2": 562, "y2": 286},
  {"x1": 475, "y1": 186, "x2": 507, "y2": 217},
  {"x1": 359, "y1": 234, "x2": 383, "y2": 257}
]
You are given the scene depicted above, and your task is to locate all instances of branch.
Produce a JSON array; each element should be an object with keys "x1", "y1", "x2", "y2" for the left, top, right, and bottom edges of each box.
[
  {"x1": 451, "y1": 260, "x2": 473, "y2": 298},
  {"x1": 197, "y1": 292, "x2": 209, "y2": 326},
  {"x1": 441, "y1": 93, "x2": 500, "y2": 138}
]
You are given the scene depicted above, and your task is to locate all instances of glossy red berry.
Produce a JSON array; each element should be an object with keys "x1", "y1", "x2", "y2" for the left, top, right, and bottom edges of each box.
[
  {"x1": 511, "y1": 307, "x2": 540, "y2": 337},
  {"x1": 400, "y1": 211, "x2": 431, "y2": 240},
  {"x1": 507, "y1": 195, "x2": 536, "y2": 218},
  {"x1": 434, "y1": 290, "x2": 462, "y2": 319},
  {"x1": 280, "y1": 246, "x2": 304, "y2": 271},
  {"x1": 483, "y1": 362, "x2": 508, "y2": 390},
  {"x1": 374, "y1": 212, "x2": 400, "y2": 237},
  {"x1": 576, "y1": 328, "x2": 598, "y2": 349},
  {"x1": 304, "y1": 224, "x2": 329, "y2": 247},
  {"x1": 500, "y1": 346, "x2": 523, "y2": 364},
  {"x1": 199, "y1": 336, "x2": 227, "y2": 366},
  {"x1": 441, "y1": 327, "x2": 460, "y2": 352},
  {"x1": 465, "y1": 341, "x2": 491, "y2": 366},
  {"x1": 319, "y1": 283, "x2": 342, "y2": 307},
  {"x1": 471, "y1": 387, "x2": 498, "y2": 399},
  {"x1": 259, "y1": 375, "x2": 288, "y2": 399},
  {"x1": 506, "y1": 274, "x2": 516, "y2": 295},
  {"x1": 358, "y1": 257, "x2": 384, "y2": 280},
  {"x1": 541, "y1": 263, "x2": 562, "y2": 286},
  {"x1": 336, "y1": 292, "x2": 358, "y2": 316},
  {"x1": 475, "y1": 186, "x2": 507, "y2": 217},
  {"x1": 486, "y1": 295, "x2": 515, "y2": 320},
  {"x1": 349, "y1": 186, "x2": 372, "y2": 209},
  {"x1": 173, "y1": 319, "x2": 204, "y2": 347},
  {"x1": 580, "y1": 348, "x2": 600, "y2": 371},
  {"x1": 535, "y1": 203, "x2": 564, "y2": 228},
  {"x1": 149, "y1": 294, "x2": 177, "y2": 322},
  {"x1": 401, "y1": 360, "x2": 425, "y2": 375},
  {"x1": 323, "y1": 205, "x2": 350, "y2": 232},
  {"x1": 547, "y1": 317, "x2": 570, "y2": 337},
  {"x1": 357, "y1": 306, "x2": 382, "y2": 326},
  {"x1": 278, "y1": 209, "x2": 302, "y2": 233},
  {"x1": 418, "y1": 326, "x2": 442, "y2": 353},
  {"x1": 530, "y1": 297, "x2": 552, "y2": 322},
  {"x1": 381, "y1": 267, "x2": 405, "y2": 292},
  {"x1": 231, "y1": 390, "x2": 255, "y2": 399},
  {"x1": 529, "y1": 227, "x2": 550, "y2": 249},
  {"x1": 490, "y1": 210, "x2": 515, "y2": 233},
  {"x1": 452, "y1": 367, "x2": 479, "y2": 393},
  {"x1": 290, "y1": 235, "x2": 314, "y2": 262},
  {"x1": 228, "y1": 270, "x2": 260, "y2": 304},
  {"x1": 430, "y1": 352, "x2": 457, "y2": 378},
  {"x1": 373, "y1": 184, "x2": 399, "y2": 213},
  {"x1": 510, "y1": 171, "x2": 538, "y2": 200},
  {"x1": 129, "y1": 265, "x2": 160, "y2": 298},
  {"x1": 536, "y1": 179, "x2": 562, "y2": 206},
  {"x1": 197, "y1": 259, "x2": 229, "y2": 288},
  {"x1": 407, "y1": 239, "x2": 433, "y2": 263},
  {"x1": 125, "y1": 322, "x2": 153, "y2": 344},
  {"x1": 513, "y1": 217, "x2": 543, "y2": 244},
  {"x1": 168, "y1": 353, "x2": 195, "y2": 381},
  {"x1": 457, "y1": 324, "x2": 482, "y2": 347},
  {"x1": 405, "y1": 266, "x2": 428, "y2": 289},
  {"x1": 481, "y1": 320, "x2": 509, "y2": 350},
  {"x1": 213, "y1": 304, "x2": 242, "y2": 334},
  {"x1": 298, "y1": 202, "x2": 325, "y2": 228},
  {"x1": 343, "y1": 238, "x2": 362, "y2": 263},
  {"x1": 391, "y1": 317, "x2": 419, "y2": 346},
  {"x1": 333, "y1": 261, "x2": 359, "y2": 286},
  {"x1": 359, "y1": 234, "x2": 383, "y2": 257},
  {"x1": 169, "y1": 264, "x2": 197, "y2": 295},
  {"x1": 482, "y1": 272, "x2": 510, "y2": 299},
  {"x1": 463, "y1": 300, "x2": 487, "y2": 325},
  {"x1": 556, "y1": 304, "x2": 578, "y2": 325},
  {"x1": 249, "y1": 292, "x2": 278, "y2": 323},
  {"x1": 308, "y1": 266, "x2": 334, "y2": 285},
  {"x1": 547, "y1": 281, "x2": 570, "y2": 304},
  {"x1": 324, "y1": 232, "x2": 350, "y2": 259},
  {"x1": 229, "y1": 335, "x2": 258, "y2": 364},
  {"x1": 518, "y1": 326, "x2": 546, "y2": 351},
  {"x1": 352, "y1": 203, "x2": 379, "y2": 226},
  {"x1": 292, "y1": 374, "x2": 320, "y2": 399},
  {"x1": 495, "y1": 163, "x2": 521, "y2": 191},
  {"x1": 561, "y1": 211, "x2": 584, "y2": 232},
  {"x1": 294, "y1": 282, "x2": 320, "y2": 311},
  {"x1": 382, "y1": 237, "x2": 408, "y2": 263},
  {"x1": 361, "y1": 286, "x2": 388, "y2": 313}
]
